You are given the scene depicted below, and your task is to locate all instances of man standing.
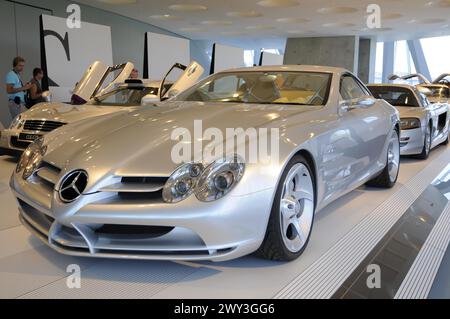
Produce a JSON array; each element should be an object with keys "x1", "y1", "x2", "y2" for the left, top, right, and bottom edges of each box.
[{"x1": 5, "y1": 57, "x2": 32, "y2": 120}]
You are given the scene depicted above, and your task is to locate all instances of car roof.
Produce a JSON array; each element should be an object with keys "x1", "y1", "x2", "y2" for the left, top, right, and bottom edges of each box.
[
  {"x1": 219, "y1": 65, "x2": 349, "y2": 74},
  {"x1": 418, "y1": 83, "x2": 448, "y2": 89},
  {"x1": 367, "y1": 83, "x2": 416, "y2": 90}
]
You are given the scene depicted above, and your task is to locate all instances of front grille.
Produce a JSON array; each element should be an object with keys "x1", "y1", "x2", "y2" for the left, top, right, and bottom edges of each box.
[
  {"x1": 23, "y1": 120, "x2": 66, "y2": 132},
  {"x1": 35, "y1": 161, "x2": 62, "y2": 188},
  {"x1": 96, "y1": 224, "x2": 174, "y2": 238},
  {"x1": 99, "y1": 176, "x2": 168, "y2": 202},
  {"x1": 118, "y1": 176, "x2": 167, "y2": 200},
  {"x1": 10, "y1": 136, "x2": 31, "y2": 149},
  {"x1": 121, "y1": 176, "x2": 168, "y2": 184}
]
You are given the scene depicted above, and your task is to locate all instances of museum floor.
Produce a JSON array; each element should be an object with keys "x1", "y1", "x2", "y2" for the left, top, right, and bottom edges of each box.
[{"x1": 1, "y1": 145, "x2": 449, "y2": 299}]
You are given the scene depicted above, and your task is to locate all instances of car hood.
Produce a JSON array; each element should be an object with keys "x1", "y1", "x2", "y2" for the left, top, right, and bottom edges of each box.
[
  {"x1": 21, "y1": 102, "x2": 134, "y2": 124},
  {"x1": 43, "y1": 101, "x2": 317, "y2": 177},
  {"x1": 395, "y1": 106, "x2": 425, "y2": 119},
  {"x1": 427, "y1": 97, "x2": 450, "y2": 104}
]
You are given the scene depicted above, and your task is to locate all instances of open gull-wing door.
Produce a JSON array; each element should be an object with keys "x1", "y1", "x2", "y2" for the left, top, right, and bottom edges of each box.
[
  {"x1": 159, "y1": 61, "x2": 204, "y2": 101},
  {"x1": 388, "y1": 73, "x2": 431, "y2": 84},
  {"x1": 433, "y1": 73, "x2": 450, "y2": 85},
  {"x1": 71, "y1": 61, "x2": 134, "y2": 105}
]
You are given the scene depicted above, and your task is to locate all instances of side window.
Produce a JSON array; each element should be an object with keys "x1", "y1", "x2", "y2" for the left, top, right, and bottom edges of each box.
[
  {"x1": 340, "y1": 75, "x2": 367, "y2": 101},
  {"x1": 207, "y1": 75, "x2": 241, "y2": 94}
]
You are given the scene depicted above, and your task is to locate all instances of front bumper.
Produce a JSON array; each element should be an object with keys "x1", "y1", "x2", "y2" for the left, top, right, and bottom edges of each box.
[
  {"x1": 10, "y1": 172, "x2": 275, "y2": 262},
  {"x1": 0, "y1": 129, "x2": 32, "y2": 156},
  {"x1": 399, "y1": 127, "x2": 424, "y2": 155}
]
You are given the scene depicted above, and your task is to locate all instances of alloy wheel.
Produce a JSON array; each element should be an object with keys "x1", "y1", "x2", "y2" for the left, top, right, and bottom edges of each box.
[
  {"x1": 388, "y1": 131, "x2": 400, "y2": 183},
  {"x1": 279, "y1": 163, "x2": 314, "y2": 253}
]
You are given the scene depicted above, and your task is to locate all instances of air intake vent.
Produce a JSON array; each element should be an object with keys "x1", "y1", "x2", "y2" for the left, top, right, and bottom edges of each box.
[{"x1": 23, "y1": 120, "x2": 66, "y2": 132}]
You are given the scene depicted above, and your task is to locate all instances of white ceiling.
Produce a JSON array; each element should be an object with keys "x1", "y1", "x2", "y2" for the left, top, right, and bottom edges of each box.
[{"x1": 77, "y1": 0, "x2": 450, "y2": 48}]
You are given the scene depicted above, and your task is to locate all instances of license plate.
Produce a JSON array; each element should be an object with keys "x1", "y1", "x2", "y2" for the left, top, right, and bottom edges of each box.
[{"x1": 18, "y1": 133, "x2": 41, "y2": 142}]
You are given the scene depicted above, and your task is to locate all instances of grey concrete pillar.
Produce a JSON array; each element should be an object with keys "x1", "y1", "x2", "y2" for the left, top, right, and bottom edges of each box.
[
  {"x1": 284, "y1": 36, "x2": 360, "y2": 73},
  {"x1": 358, "y1": 38, "x2": 377, "y2": 84},
  {"x1": 382, "y1": 41, "x2": 395, "y2": 83}
]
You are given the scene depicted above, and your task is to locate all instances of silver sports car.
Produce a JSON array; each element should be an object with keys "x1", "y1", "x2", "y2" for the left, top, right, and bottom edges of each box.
[
  {"x1": 367, "y1": 84, "x2": 449, "y2": 159},
  {"x1": 389, "y1": 73, "x2": 450, "y2": 104},
  {"x1": 11, "y1": 65, "x2": 400, "y2": 262}
]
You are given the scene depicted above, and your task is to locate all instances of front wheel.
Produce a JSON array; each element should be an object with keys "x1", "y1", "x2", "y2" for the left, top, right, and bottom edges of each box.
[
  {"x1": 442, "y1": 133, "x2": 449, "y2": 145},
  {"x1": 417, "y1": 125, "x2": 432, "y2": 159},
  {"x1": 366, "y1": 129, "x2": 400, "y2": 188},
  {"x1": 257, "y1": 155, "x2": 315, "y2": 261}
]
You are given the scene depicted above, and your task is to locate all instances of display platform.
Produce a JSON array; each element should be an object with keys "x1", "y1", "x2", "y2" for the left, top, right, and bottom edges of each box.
[{"x1": 0, "y1": 145, "x2": 449, "y2": 299}]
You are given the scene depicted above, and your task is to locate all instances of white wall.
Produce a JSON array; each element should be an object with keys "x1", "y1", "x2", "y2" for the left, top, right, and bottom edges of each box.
[
  {"x1": 212, "y1": 44, "x2": 245, "y2": 73},
  {"x1": 146, "y1": 32, "x2": 190, "y2": 81},
  {"x1": 42, "y1": 15, "x2": 113, "y2": 101},
  {"x1": 260, "y1": 51, "x2": 284, "y2": 66}
]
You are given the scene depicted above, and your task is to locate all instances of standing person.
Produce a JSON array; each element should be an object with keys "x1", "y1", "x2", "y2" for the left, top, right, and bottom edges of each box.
[
  {"x1": 27, "y1": 68, "x2": 45, "y2": 108},
  {"x1": 5, "y1": 57, "x2": 31, "y2": 119},
  {"x1": 129, "y1": 68, "x2": 139, "y2": 79}
]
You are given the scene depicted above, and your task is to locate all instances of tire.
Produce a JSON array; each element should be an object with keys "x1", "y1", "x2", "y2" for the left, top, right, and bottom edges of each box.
[
  {"x1": 442, "y1": 133, "x2": 449, "y2": 145},
  {"x1": 417, "y1": 124, "x2": 432, "y2": 160},
  {"x1": 257, "y1": 155, "x2": 315, "y2": 261},
  {"x1": 366, "y1": 129, "x2": 400, "y2": 188}
]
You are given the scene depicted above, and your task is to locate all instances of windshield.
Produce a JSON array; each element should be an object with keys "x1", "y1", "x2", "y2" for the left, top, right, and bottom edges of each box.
[
  {"x1": 368, "y1": 86, "x2": 420, "y2": 107},
  {"x1": 174, "y1": 71, "x2": 332, "y2": 106},
  {"x1": 91, "y1": 87, "x2": 158, "y2": 106}
]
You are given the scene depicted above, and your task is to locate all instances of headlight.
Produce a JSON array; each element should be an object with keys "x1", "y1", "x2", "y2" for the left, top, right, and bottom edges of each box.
[
  {"x1": 16, "y1": 138, "x2": 47, "y2": 180},
  {"x1": 162, "y1": 163, "x2": 204, "y2": 203},
  {"x1": 9, "y1": 115, "x2": 24, "y2": 129},
  {"x1": 195, "y1": 155, "x2": 245, "y2": 202},
  {"x1": 400, "y1": 118, "x2": 421, "y2": 130}
]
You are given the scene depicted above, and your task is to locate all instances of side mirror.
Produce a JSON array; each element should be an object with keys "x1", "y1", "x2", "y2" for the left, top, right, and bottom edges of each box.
[
  {"x1": 354, "y1": 96, "x2": 376, "y2": 107},
  {"x1": 340, "y1": 96, "x2": 375, "y2": 112},
  {"x1": 340, "y1": 100, "x2": 352, "y2": 112}
]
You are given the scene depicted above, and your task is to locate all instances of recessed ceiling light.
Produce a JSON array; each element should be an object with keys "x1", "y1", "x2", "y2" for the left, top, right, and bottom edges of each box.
[
  {"x1": 276, "y1": 17, "x2": 310, "y2": 24},
  {"x1": 287, "y1": 30, "x2": 306, "y2": 34},
  {"x1": 322, "y1": 22, "x2": 356, "y2": 28},
  {"x1": 375, "y1": 27, "x2": 393, "y2": 32},
  {"x1": 383, "y1": 13, "x2": 403, "y2": 20},
  {"x1": 226, "y1": 11, "x2": 262, "y2": 18},
  {"x1": 257, "y1": 0, "x2": 299, "y2": 8},
  {"x1": 353, "y1": 27, "x2": 369, "y2": 33},
  {"x1": 168, "y1": 4, "x2": 207, "y2": 12},
  {"x1": 424, "y1": 0, "x2": 450, "y2": 7},
  {"x1": 318, "y1": 7, "x2": 358, "y2": 14},
  {"x1": 221, "y1": 31, "x2": 248, "y2": 36},
  {"x1": 150, "y1": 14, "x2": 182, "y2": 21},
  {"x1": 179, "y1": 27, "x2": 204, "y2": 32},
  {"x1": 246, "y1": 25, "x2": 275, "y2": 30},
  {"x1": 96, "y1": 0, "x2": 137, "y2": 4},
  {"x1": 409, "y1": 18, "x2": 447, "y2": 24},
  {"x1": 201, "y1": 20, "x2": 232, "y2": 26}
]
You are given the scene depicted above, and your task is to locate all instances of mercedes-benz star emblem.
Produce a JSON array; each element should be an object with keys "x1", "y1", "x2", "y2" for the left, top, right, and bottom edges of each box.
[{"x1": 58, "y1": 170, "x2": 88, "y2": 203}]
